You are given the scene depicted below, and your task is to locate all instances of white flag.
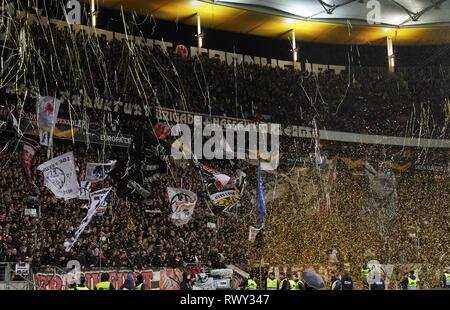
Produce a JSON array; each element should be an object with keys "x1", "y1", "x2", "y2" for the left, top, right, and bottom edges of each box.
[
  {"x1": 364, "y1": 162, "x2": 398, "y2": 223},
  {"x1": 78, "y1": 181, "x2": 91, "y2": 200},
  {"x1": 64, "y1": 187, "x2": 112, "y2": 252},
  {"x1": 85, "y1": 160, "x2": 117, "y2": 182},
  {"x1": 91, "y1": 187, "x2": 111, "y2": 217},
  {"x1": 38, "y1": 96, "x2": 61, "y2": 129},
  {"x1": 39, "y1": 131, "x2": 49, "y2": 146},
  {"x1": 37, "y1": 152, "x2": 79, "y2": 199},
  {"x1": 212, "y1": 170, "x2": 230, "y2": 186},
  {"x1": 248, "y1": 226, "x2": 261, "y2": 242},
  {"x1": 10, "y1": 113, "x2": 19, "y2": 133},
  {"x1": 167, "y1": 187, "x2": 197, "y2": 226},
  {"x1": 199, "y1": 163, "x2": 231, "y2": 186},
  {"x1": 248, "y1": 149, "x2": 280, "y2": 171}
]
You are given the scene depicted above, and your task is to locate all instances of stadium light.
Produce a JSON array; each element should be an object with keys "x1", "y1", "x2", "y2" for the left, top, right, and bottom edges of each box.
[
  {"x1": 284, "y1": 18, "x2": 295, "y2": 24},
  {"x1": 387, "y1": 36, "x2": 395, "y2": 73},
  {"x1": 290, "y1": 29, "x2": 299, "y2": 64},
  {"x1": 195, "y1": 13, "x2": 204, "y2": 49},
  {"x1": 90, "y1": 0, "x2": 97, "y2": 28}
]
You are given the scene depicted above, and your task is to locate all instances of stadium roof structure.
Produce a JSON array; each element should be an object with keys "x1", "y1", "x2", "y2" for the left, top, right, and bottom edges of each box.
[
  {"x1": 96, "y1": 0, "x2": 450, "y2": 44},
  {"x1": 203, "y1": 0, "x2": 450, "y2": 27}
]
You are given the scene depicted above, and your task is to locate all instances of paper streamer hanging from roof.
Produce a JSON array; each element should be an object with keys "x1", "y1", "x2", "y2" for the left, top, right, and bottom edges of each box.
[{"x1": 37, "y1": 152, "x2": 80, "y2": 200}]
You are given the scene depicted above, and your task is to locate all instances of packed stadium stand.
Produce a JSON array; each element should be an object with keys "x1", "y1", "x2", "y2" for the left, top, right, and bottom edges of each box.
[{"x1": 0, "y1": 0, "x2": 448, "y2": 292}]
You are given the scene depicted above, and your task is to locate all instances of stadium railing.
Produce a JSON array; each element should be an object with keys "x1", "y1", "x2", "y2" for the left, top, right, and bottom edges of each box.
[{"x1": 0, "y1": 262, "x2": 33, "y2": 290}]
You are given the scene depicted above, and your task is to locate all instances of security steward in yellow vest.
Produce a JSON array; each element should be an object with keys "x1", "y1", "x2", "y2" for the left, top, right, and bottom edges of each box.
[
  {"x1": 279, "y1": 272, "x2": 290, "y2": 290},
  {"x1": 295, "y1": 275, "x2": 305, "y2": 290},
  {"x1": 361, "y1": 264, "x2": 370, "y2": 289},
  {"x1": 406, "y1": 271, "x2": 418, "y2": 290},
  {"x1": 289, "y1": 279, "x2": 298, "y2": 290},
  {"x1": 245, "y1": 276, "x2": 258, "y2": 290},
  {"x1": 289, "y1": 274, "x2": 304, "y2": 290},
  {"x1": 441, "y1": 269, "x2": 450, "y2": 289},
  {"x1": 75, "y1": 285, "x2": 90, "y2": 290},
  {"x1": 361, "y1": 266, "x2": 370, "y2": 278},
  {"x1": 135, "y1": 274, "x2": 145, "y2": 290},
  {"x1": 266, "y1": 272, "x2": 278, "y2": 290},
  {"x1": 74, "y1": 276, "x2": 90, "y2": 290},
  {"x1": 289, "y1": 274, "x2": 298, "y2": 291},
  {"x1": 95, "y1": 273, "x2": 115, "y2": 290}
]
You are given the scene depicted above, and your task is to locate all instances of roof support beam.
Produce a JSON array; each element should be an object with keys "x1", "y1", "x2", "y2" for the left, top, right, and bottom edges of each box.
[
  {"x1": 316, "y1": 0, "x2": 358, "y2": 15},
  {"x1": 391, "y1": 0, "x2": 447, "y2": 23}
]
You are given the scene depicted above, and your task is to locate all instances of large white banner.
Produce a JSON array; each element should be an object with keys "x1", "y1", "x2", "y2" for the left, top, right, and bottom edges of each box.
[
  {"x1": 37, "y1": 152, "x2": 79, "y2": 199},
  {"x1": 167, "y1": 187, "x2": 197, "y2": 226},
  {"x1": 85, "y1": 160, "x2": 117, "y2": 182}
]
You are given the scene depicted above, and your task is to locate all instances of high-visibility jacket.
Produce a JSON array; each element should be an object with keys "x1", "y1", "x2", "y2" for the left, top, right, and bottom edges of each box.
[
  {"x1": 135, "y1": 283, "x2": 144, "y2": 290},
  {"x1": 96, "y1": 281, "x2": 112, "y2": 290},
  {"x1": 289, "y1": 280, "x2": 299, "y2": 290},
  {"x1": 407, "y1": 277, "x2": 417, "y2": 290},
  {"x1": 75, "y1": 285, "x2": 89, "y2": 290},
  {"x1": 246, "y1": 279, "x2": 257, "y2": 290},
  {"x1": 266, "y1": 278, "x2": 278, "y2": 290},
  {"x1": 444, "y1": 273, "x2": 450, "y2": 287},
  {"x1": 361, "y1": 268, "x2": 370, "y2": 277}
]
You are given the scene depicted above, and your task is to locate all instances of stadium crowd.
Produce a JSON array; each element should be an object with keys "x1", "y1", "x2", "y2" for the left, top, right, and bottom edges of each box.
[
  {"x1": 0, "y1": 137, "x2": 251, "y2": 271},
  {"x1": 1, "y1": 21, "x2": 448, "y2": 139},
  {"x1": 0, "y1": 15, "x2": 448, "y2": 290},
  {"x1": 0, "y1": 132, "x2": 448, "y2": 288}
]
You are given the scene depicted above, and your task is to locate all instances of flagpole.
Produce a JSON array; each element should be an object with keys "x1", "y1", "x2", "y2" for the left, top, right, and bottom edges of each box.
[
  {"x1": 99, "y1": 236, "x2": 102, "y2": 269},
  {"x1": 191, "y1": 154, "x2": 215, "y2": 215},
  {"x1": 47, "y1": 126, "x2": 54, "y2": 159},
  {"x1": 38, "y1": 197, "x2": 42, "y2": 219},
  {"x1": 259, "y1": 259, "x2": 263, "y2": 290}
]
